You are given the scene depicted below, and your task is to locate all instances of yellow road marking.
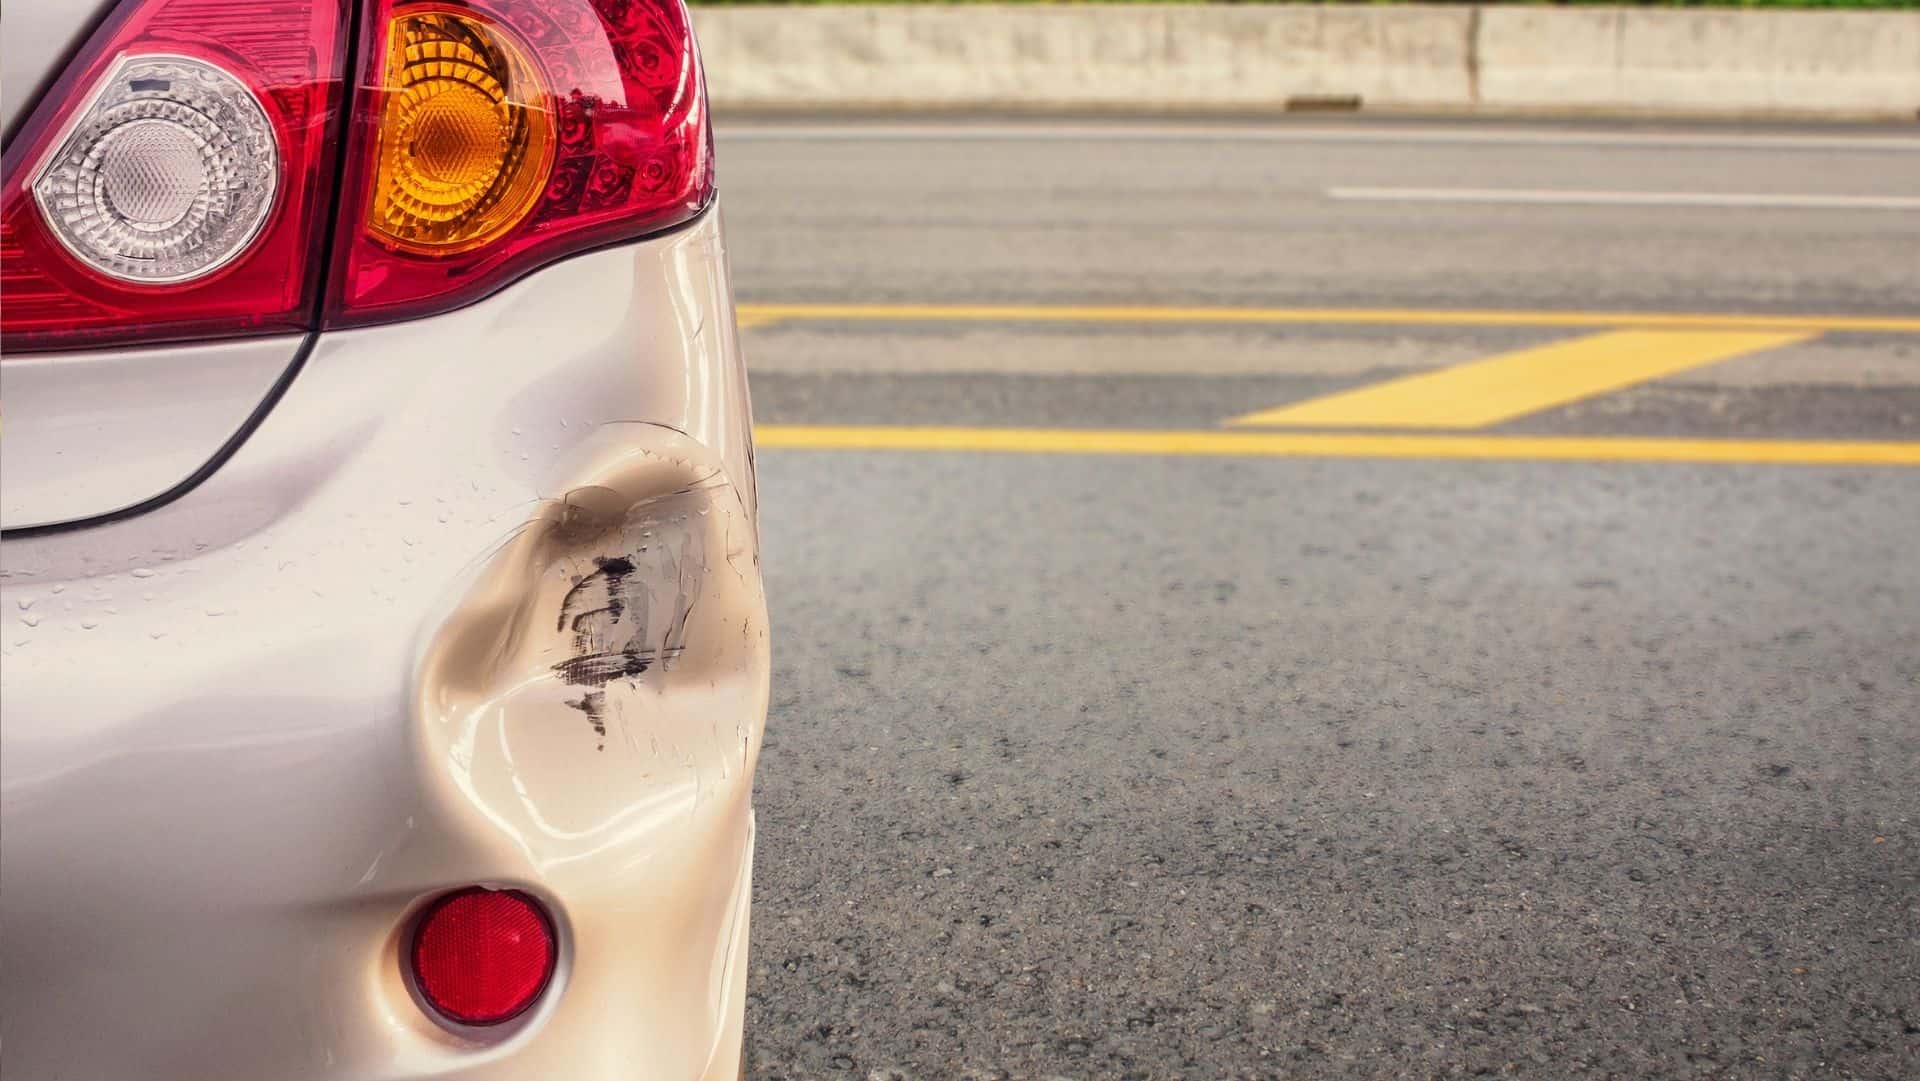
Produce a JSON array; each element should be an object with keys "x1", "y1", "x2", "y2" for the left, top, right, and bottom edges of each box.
[
  {"x1": 736, "y1": 304, "x2": 1920, "y2": 335},
  {"x1": 1227, "y1": 329, "x2": 1815, "y2": 430},
  {"x1": 755, "y1": 425, "x2": 1920, "y2": 467}
]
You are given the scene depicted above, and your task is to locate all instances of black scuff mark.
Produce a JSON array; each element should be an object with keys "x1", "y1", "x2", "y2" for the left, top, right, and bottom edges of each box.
[
  {"x1": 558, "y1": 555, "x2": 637, "y2": 637},
  {"x1": 551, "y1": 490, "x2": 710, "y2": 749},
  {"x1": 564, "y1": 690, "x2": 609, "y2": 750},
  {"x1": 553, "y1": 645, "x2": 677, "y2": 689}
]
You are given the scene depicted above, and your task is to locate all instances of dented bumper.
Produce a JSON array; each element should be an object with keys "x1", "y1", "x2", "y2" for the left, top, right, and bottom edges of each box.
[{"x1": 0, "y1": 209, "x2": 767, "y2": 1080}]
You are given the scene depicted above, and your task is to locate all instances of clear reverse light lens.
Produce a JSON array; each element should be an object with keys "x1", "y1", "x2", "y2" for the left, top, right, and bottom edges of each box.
[{"x1": 31, "y1": 55, "x2": 279, "y2": 284}]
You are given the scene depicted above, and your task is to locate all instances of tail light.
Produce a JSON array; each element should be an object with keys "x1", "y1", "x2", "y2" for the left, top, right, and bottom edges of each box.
[
  {"x1": 409, "y1": 887, "x2": 558, "y2": 1026},
  {"x1": 0, "y1": 0, "x2": 349, "y2": 352},
  {"x1": 332, "y1": 0, "x2": 709, "y2": 325},
  {"x1": 0, "y1": 0, "x2": 712, "y2": 353}
]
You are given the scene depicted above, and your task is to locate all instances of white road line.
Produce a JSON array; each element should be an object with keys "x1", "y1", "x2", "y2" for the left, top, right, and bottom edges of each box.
[
  {"x1": 716, "y1": 123, "x2": 1920, "y2": 154},
  {"x1": 1326, "y1": 186, "x2": 1920, "y2": 210}
]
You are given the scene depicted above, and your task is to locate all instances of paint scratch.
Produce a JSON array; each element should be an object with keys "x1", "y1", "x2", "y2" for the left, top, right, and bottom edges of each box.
[{"x1": 552, "y1": 488, "x2": 709, "y2": 748}]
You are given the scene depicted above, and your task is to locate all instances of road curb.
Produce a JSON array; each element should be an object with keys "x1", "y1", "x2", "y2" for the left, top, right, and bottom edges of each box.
[{"x1": 692, "y1": 4, "x2": 1920, "y2": 121}]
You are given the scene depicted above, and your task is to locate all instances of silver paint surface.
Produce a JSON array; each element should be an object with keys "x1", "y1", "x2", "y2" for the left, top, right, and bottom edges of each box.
[
  {"x1": 0, "y1": 208, "x2": 767, "y2": 1080},
  {"x1": 1, "y1": 336, "x2": 302, "y2": 529}
]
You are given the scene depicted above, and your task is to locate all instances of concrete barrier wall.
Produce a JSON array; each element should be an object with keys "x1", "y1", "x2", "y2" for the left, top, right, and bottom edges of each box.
[
  {"x1": 692, "y1": 4, "x2": 1920, "y2": 120},
  {"x1": 1477, "y1": 8, "x2": 1920, "y2": 117}
]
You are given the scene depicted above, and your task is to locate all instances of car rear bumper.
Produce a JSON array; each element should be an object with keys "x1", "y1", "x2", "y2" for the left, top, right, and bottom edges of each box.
[{"x1": 0, "y1": 208, "x2": 767, "y2": 1080}]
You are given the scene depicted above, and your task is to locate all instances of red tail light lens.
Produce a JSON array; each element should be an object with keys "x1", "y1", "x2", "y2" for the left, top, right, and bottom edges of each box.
[
  {"x1": 409, "y1": 887, "x2": 557, "y2": 1027},
  {"x1": 328, "y1": 0, "x2": 712, "y2": 327},
  {"x1": 0, "y1": 0, "x2": 710, "y2": 352},
  {"x1": 0, "y1": 0, "x2": 349, "y2": 353}
]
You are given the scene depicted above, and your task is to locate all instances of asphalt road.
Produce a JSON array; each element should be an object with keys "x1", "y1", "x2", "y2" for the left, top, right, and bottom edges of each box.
[
  {"x1": 718, "y1": 116, "x2": 1920, "y2": 314},
  {"x1": 722, "y1": 117, "x2": 1920, "y2": 1079}
]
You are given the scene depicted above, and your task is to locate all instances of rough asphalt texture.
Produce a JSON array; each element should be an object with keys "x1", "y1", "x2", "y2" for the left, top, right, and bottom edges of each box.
[
  {"x1": 746, "y1": 452, "x2": 1919, "y2": 1080},
  {"x1": 748, "y1": 370, "x2": 1920, "y2": 442},
  {"x1": 725, "y1": 118, "x2": 1920, "y2": 1079},
  {"x1": 716, "y1": 119, "x2": 1920, "y2": 315}
]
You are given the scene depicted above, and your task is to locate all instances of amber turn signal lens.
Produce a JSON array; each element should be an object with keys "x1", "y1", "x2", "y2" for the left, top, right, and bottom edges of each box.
[{"x1": 367, "y1": 9, "x2": 554, "y2": 254}]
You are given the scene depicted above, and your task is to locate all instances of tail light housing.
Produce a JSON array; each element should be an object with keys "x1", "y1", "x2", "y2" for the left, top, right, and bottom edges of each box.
[
  {"x1": 0, "y1": 0, "x2": 350, "y2": 352},
  {"x1": 0, "y1": 0, "x2": 712, "y2": 353},
  {"x1": 332, "y1": 0, "x2": 709, "y2": 325}
]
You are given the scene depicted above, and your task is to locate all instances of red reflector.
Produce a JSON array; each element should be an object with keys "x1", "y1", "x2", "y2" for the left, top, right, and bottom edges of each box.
[{"x1": 409, "y1": 888, "x2": 557, "y2": 1027}]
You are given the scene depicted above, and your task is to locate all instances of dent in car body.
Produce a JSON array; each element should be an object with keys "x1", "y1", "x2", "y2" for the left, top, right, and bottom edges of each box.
[
  {"x1": 417, "y1": 423, "x2": 766, "y2": 874},
  {"x1": 0, "y1": 212, "x2": 764, "y2": 1081}
]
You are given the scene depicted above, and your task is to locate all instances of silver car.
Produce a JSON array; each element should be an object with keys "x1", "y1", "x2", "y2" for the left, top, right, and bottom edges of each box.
[{"x1": 1, "y1": 0, "x2": 768, "y2": 1077}]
